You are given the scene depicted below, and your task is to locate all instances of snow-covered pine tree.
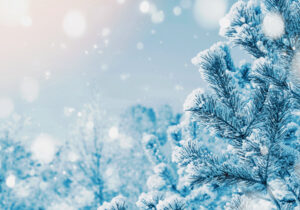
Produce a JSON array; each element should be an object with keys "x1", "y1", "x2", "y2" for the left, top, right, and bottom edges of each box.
[
  {"x1": 136, "y1": 120, "x2": 229, "y2": 210},
  {"x1": 115, "y1": 105, "x2": 180, "y2": 208},
  {"x1": 175, "y1": 0, "x2": 300, "y2": 209},
  {"x1": 136, "y1": 133, "x2": 186, "y2": 210},
  {"x1": 98, "y1": 195, "x2": 127, "y2": 210}
]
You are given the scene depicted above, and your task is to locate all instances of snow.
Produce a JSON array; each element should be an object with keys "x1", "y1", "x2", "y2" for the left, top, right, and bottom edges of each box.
[
  {"x1": 147, "y1": 174, "x2": 166, "y2": 190},
  {"x1": 295, "y1": 162, "x2": 300, "y2": 177},
  {"x1": 20, "y1": 77, "x2": 39, "y2": 103},
  {"x1": 6, "y1": 174, "x2": 16, "y2": 188},
  {"x1": 109, "y1": 126, "x2": 119, "y2": 140},
  {"x1": 262, "y1": 13, "x2": 285, "y2": 39},
  {"x1": 194, "y1": 0, "x2": 228, "y2": 29},
  {"x1": 15, "y1": 180, "x2": 31, "y2": 197},
  {"x1": 140, "y1": 1, "x2": 150, "y2": 14},
  {"x1": 171, "y1": 146, "x2": 181, "y2": 163},
  {"x1": 64, "y1": 107, "x2": 75, "y2": 117},
  {"x1": 151, "y1": 10, "x2": 165, "y2": 24},
  {"x1": 140, "y1": 2, "x2": 164, "y2": 24},
  {"x1": 105, "y1": 167, "x2": 114, "y2": 177},
  {"x1": 137, "y1": 192, "x2": 163, "y2": 209},
  {"x1": 68, "y1": 151, "x2": 79, "y2": 162},
  {"x1": 39, "y1": 181, "x2": 48, "y2": 190},
  {"x1": 234, "y1": 195, "x2": 275, "y2": 210},
  {"x1": 157, "y1": 194, "x2": 184, "y2": 210},
  {"x1": 45, "y1": 71, "x2": 51, "y2": 80},
  {"x1": 102, "y1": 27, "x2": 111, "y2": 37},
  {"x1": 63, "y1": 10, "x2": 86, "y2": 38},
  {"x1": 291, "y1": 50, "x2": 300, "y2": 80},
  {"x1": 270, "y1": 179, "x2": 295, "y2": 200},
  {"x1": 260, "y1": 145, "x2": 268, "y2": 156},
  {"x1": 116, "y1": 0, "x2": 126, "y2": 4},
  {"x1": 104, "y1": 167, "x2": 121, "y2": 190},
  {"x1": 137, "y1": 42, "x2": 144, "y2": 50},
  {"x1": 74, "y1": 188, "x2": 94, "y2": 205},
  {"x1": 0, "y1": 97, "x2": 14, "y2": 118},
  {"x1": 101, "y1": 64, "x2": 108, "y2": 71},
  {"x1": 119, "y1": 135, "x2": 133, "y2": 149},
  {"x1": 142, "y1": 133, "x2": 156, "y2": 145},
  {"x1": 175, "y1": 84, "x2": 184, "y2": 91},
  {"x1": 173, "y1": 6, "x2": 182, "y2": 16},
  {"x1": 219, "y1": 16, "x2": 231, "y2": 29},
  {"x1": 48, "y1": 203, "x2": 75, "y2": 210},
  {"x1": 98, "y1": 195, "x2": 126, "y2": 210},
  {"x1": 183, "y1": 88, "x2": 204, "y2": 111},
  {"x1": 120, "y1": 73, "x2": 131, "y2": 81},
  {"x1": 31, "y1": 134, "x2": 56, "y2": 164},
  {"x1": 154, "y1": 163, "x2": 167, "y2": 174},
  {"x1": 86, "y1": 121, "x2": 94, "y2": 130}
]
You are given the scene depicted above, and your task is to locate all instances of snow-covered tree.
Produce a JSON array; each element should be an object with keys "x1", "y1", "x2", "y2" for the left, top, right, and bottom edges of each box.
[
  {"x1": 137, "y1": 115, "x2": 231, "y2": 210},
  {"x1": 0, "y1": 117, "x2": 48, "y2": 209},
  {"x1": 64, "y1": 102, "x2": 179, "y2": 209},
  {"x1": 98, "y1": 195, "x2": 127, "y2": 210},
  {"x1": 136, "y1": 133, "x2": 185, "y2": 210},
  {"x1": 174, "y1": 0, "x2": 300, "y2": 209},
  {"x1": 0, "y1": 134, "x2": 37, "y2": 209},
  {"x1": 119, "y1": 104, "x2": 179, "y2": 144},
  {"x1": 63, "y1": 100, "x2": 108, "y2": 209}
]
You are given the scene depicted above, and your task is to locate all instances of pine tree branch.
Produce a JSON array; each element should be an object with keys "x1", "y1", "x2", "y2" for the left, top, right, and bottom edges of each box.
[{"x1": 267, "y1": 185, "x2": 282, "y2": 210}]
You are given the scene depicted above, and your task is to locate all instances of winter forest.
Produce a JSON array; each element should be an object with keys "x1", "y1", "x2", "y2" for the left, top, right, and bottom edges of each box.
[{"x1": 1, "y1": 0, "x2": 300, "y2": 209}]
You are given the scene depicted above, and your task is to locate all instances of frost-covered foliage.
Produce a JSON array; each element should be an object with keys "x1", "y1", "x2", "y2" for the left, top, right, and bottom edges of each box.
[
  {"x1": 136, "y1": 131, "x2": 187, "y2": 209},
  {"x1": 98, "y1": 195, "x2": 127, "y2": 210},
  {"x1": 137, "y1": 113, "x2": 231, "y2": 210},
  {"x1": 0, "y1": 132, "x2": 39, "y2": 209},
  {"x1": 2, "y1": 1, "x2": 300, "y2": 209},
  {"x1": 174, "y1": 0, "x2": 300, "y2": 209},
  {"x1": 49, "y1": 103, "x2": 180, "y2": 209},
  {"x1": 119, "y1": 105, "x2": 180, "y2": 145},
  {"x1": 0, "y1": 117, "x2": 66, "y2": 210}
]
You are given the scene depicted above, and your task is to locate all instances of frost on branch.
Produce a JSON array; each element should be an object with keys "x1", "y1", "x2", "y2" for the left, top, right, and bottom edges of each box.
[
  {"x1": 98, "y1": 195, "x2": 127, "y2": 210},
  {"x1": 181, "y1": 0, "x2": 300, "y2": 208}
]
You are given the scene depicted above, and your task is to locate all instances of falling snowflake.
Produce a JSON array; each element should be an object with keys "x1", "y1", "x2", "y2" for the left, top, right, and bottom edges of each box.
[
  {"x1": 109, "y1": 126, "x2": 119, "y2": 140},
  {"x1": 140, "y1": 1, "x2": 150, "y2": 14},
  {"x1": 173, "y1": 6, "x2": 182, "y2": 16},
  {"x1": 31, "y1": 134, "x2": 57, "y2": 164},
  {"x1": 20, "y1": 77, "x2": 39, "y2": 103},
  {"x1": 137, "y1": 42, "x2": 144, "y2": 50},
  {"x1": 63, "y1": 10, "x2": 86, "y2": 38},
  {"x1": 6, "y1": 174, "x2": 16, "y2": 188},
  {"x1": 262, "y1": 12, "x2": 285, "y2": 39}
]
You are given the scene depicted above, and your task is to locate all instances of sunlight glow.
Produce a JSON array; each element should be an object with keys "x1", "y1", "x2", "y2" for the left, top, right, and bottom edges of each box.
[{"x1": 0, "y1": 0, "x2": 29, "y2": 26}]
